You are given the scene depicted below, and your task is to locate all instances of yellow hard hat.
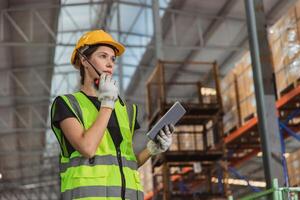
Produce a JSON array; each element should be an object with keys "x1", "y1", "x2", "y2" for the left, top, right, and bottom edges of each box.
[{"x1": 71, "y1": 30, "x2": 125, "y2": 67}]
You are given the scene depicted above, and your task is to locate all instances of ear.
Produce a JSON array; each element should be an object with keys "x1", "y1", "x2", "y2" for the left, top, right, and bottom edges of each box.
[{"x1": 80, "y1": 56, "x2": 88, "y2": 68}]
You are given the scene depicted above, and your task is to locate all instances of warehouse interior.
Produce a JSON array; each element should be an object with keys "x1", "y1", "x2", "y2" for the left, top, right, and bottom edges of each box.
[{"x1": 1, "y1": 0, "x2": 300, "y2": 199}]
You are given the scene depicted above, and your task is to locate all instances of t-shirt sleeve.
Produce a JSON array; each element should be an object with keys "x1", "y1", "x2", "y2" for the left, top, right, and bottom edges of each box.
[
  {"x1": 134, "y1": 120, "x2": 141, "y2": 130},
  {"x1": 51, "y1": 96, "x2": 76, "y2": 155},
  {"x1": 134, "y1": 106, "x2": 141, "y2": 131},
  {"x1": 52, "y1": 97, "x2": 76, "y2": 128}
]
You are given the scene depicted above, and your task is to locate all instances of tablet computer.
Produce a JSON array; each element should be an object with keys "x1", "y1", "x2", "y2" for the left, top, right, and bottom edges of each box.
[{"x1": 147, "y1": 101, "x2": 186, "y2": 141}]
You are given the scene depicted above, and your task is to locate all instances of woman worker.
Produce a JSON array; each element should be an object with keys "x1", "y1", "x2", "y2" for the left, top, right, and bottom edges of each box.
[{"x1": 50, "y1": 30, "x2": 174, "y2": 200}]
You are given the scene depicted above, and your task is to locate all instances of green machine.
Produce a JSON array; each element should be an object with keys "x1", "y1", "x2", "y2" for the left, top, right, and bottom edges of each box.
[{"x1": 228, "y1": 179, "x2": 300, "y2": 200}]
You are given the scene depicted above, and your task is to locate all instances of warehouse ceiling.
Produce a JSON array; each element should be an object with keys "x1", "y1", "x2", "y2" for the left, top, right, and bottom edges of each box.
[{"x1": 0, "y1": 0, "x2": 298, "y2": 198}]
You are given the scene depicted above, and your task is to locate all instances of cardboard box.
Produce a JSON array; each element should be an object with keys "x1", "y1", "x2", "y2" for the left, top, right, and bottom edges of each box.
[
  {"x1": 223, "y1": 109, "x2": 238, "y2": 134},
  {"x1": 270, "y1": 38, "x2": 285, "y2": 71},
  {"x1": 234, "y1": 52, "x2": 251, "y2": 76},
  {"x1": 170, "y1": 125, "x2": 206, "y2": 151},
  {"x1": 178, "y1": 134, "x2": 196, "y2": 150},
  {"x1": 170, "y1": 134, "x2": 179, "y2": 151},
  {"x1": 271, "y1": 4, "x2": 300, "y2": 96},
  {"x1": 287, "y1": 148, "x2": 300, "y2": 186}
]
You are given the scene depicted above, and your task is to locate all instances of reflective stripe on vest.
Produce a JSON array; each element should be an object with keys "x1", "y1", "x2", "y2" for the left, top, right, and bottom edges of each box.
[
  {"x1": 60, "y1": 155, "x2": 138, "y2": 173},
  {"x1": 62, "y1": 185, "x2": 144, "y2": 200}
]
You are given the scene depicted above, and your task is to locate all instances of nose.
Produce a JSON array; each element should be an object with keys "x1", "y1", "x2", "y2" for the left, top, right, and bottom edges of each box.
[
  {"x1": 106, "y1": 61, "x2": 112, "y2": 69},
  {"x1": 106, "y1": 56, "x2": 114, "y2": 67}
]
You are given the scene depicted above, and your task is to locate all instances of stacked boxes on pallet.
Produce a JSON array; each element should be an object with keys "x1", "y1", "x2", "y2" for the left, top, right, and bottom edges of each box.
[
  {"x1": 221, "y1": 2, "x2": 300, "y2": 134},
  {"x1": 287, "y1": 149, "x2": 300, "y2": 186},
  {"x1": 235, "y1": 52, "x2": 256, "y2": 125},
  {"x1": 178, "y1": 125, "x2": 196, "y2": 151},
  {"x1": 169, "y1": 124, "x2": 215, "y2": 151},
  {"x1": 269, "y1": 2, "x2": 300, "y2": 97},
  {"x1": 221, "y1": 52, "x2": 256, "y2": 134},
  {"x1": 221, "y1": 71, "x2": 238, "y2": 134}
]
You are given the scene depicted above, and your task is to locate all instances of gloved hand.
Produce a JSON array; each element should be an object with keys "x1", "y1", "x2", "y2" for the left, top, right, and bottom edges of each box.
[
  {"x1": 147, "y1": 124, "x2": 175, "y2": 155},
  {"x1": 97, "y1": 74, "x2": 119, "y2": 109}
]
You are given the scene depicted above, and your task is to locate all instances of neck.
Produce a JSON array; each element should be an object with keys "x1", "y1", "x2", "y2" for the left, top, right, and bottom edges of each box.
[{"x1": 80, "y1": 81, "x2": 97, "y2": 97}]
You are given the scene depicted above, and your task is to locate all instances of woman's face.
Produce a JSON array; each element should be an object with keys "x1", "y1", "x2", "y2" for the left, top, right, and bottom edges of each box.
[{"x1": 83, "y1": 46, "x2": 116, "y2": 79}]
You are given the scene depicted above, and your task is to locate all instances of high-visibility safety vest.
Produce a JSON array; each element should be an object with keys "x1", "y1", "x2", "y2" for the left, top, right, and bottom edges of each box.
[{"x1": 50, "y1": 92, "x2": 144, "y2": 200}]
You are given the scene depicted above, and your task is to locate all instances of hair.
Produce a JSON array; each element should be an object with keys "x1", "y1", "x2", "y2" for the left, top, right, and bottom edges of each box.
[{"x1": 77, "y1": 44, "x2": 118, "y2": 85}]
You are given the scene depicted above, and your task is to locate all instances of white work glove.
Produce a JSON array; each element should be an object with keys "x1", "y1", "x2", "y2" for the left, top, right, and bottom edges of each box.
[
  {"x1": 147, "y1": 124, "x2": 175, "y2": 155},
  {"x1": 97, "y1": 74, "x2": 119, "y2": 109}
]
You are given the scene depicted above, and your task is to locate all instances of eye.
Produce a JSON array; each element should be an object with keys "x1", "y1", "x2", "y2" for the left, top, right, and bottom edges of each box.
[
  {"x1": 111, "y1": 57, "x2": 116, "y2": 63},
  {"x1": 99, "y1": 54, "x2": 107, "y2": 59}
]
